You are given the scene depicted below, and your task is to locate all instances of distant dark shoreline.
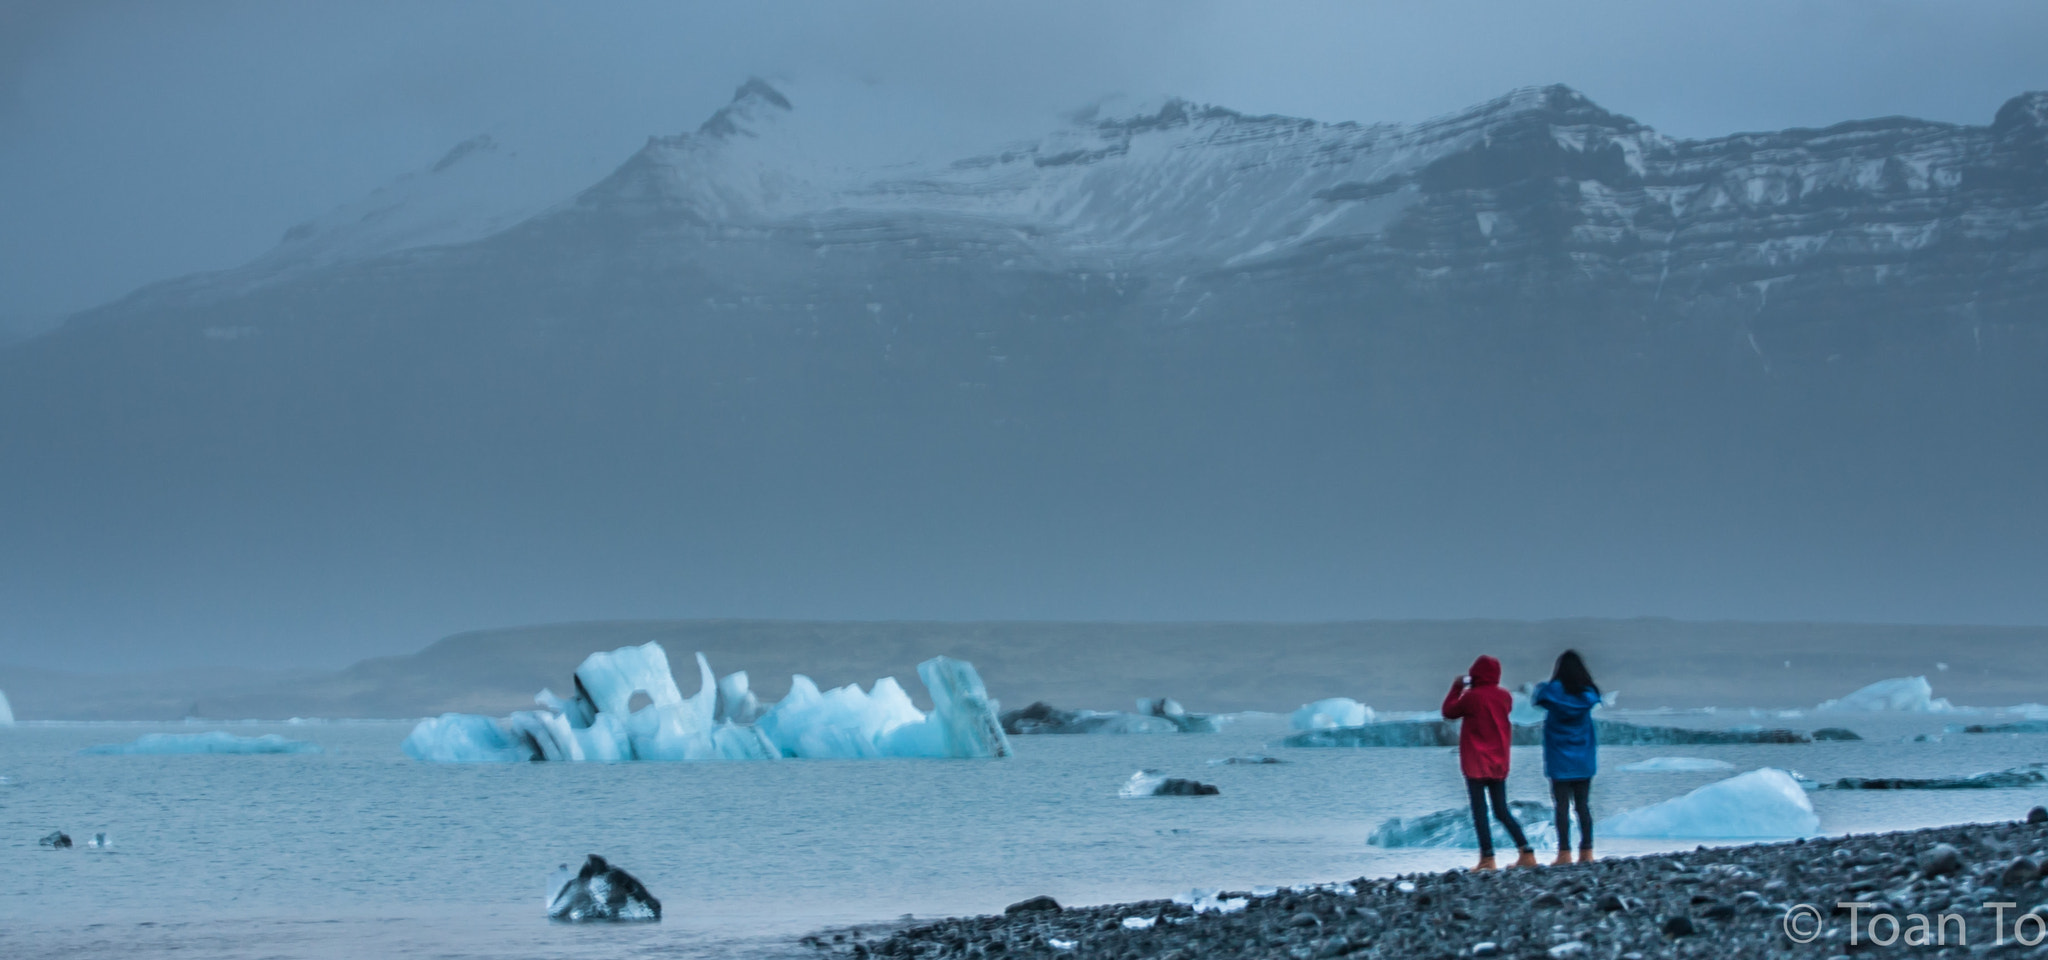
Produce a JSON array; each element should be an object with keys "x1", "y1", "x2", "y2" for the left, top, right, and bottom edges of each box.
[
  {"x1": 4, "y1": 617, "x2": 2045, "y2": 721},
  {"x1": 818, "y1": 815, "x2": 2048, "y2": 960}
]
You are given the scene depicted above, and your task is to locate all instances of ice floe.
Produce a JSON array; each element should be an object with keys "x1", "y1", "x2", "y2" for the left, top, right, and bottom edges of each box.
[
  {"x1": 1816, "y1": 676, "x2": 1955, "y2": 713},
  {"x1": 1604, "y1": 768, "x2": 1817, "y2": 838},
  {"x1": 1290, "y1": 697, "x2": 1372, "y2": 731},
  {"x1": 1368, "y1": 800, "x2": 1557, "y2": 849},
  {"x1": 405, "y1": 642, "x2": 1009, "y2": 762},
  {"x1": 1618, "y1": 757, "x2": 1737, "y2": 772},
  {"x1": 80, "y1": 732, "x2": 321, "y2": 755},
  {"x1": 1813, "y1": 765, "x2": 2048, "y2": 790}
]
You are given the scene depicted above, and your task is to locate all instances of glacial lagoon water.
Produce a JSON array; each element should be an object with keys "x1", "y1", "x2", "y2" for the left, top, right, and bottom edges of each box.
[{"x1": 4, "y1": 712, "x2": 2045, "y2": 958}]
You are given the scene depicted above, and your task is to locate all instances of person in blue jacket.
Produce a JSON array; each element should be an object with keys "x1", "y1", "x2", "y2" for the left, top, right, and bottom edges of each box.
[{"x1": 1532, "y1": 649, "x2": 1601, "y2": 864}]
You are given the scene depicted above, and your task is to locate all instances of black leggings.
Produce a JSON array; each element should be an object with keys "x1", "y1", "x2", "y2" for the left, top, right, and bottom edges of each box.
[
  {"x1": 1552, "y1": 778, "x2": 1593, "y2": 851},
  {"x1": 1465, "y1": 777, "x2": 1530, "y2": 857}
]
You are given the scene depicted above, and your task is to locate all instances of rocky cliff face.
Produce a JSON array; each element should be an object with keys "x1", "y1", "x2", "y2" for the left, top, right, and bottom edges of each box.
[{"x1": 3, "y1": 81, "x2": 2044, "y2": 663}]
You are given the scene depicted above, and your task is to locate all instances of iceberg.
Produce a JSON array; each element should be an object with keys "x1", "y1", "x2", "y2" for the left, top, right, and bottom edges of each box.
[
  {"x1": 0, "y1": 688, "x2": 12, "y2": 725},
  {"x1": 1604, "y1": 768, "x2": 1817, "y2": 839},
  {"x1": 1290, "y1": 698, "x2": 1372, "y2": 731},
  {"x1": 1368, "y1": 800, "x2": 1557, "y2": 849},
  {"x1": 80, "y1": 732, "x2": 321, "y2": 755},
  {"x1": 403, "y1": 642, "x2": 1010, "y2": 762},
  {"x1": 1619, "y1": 757, "x2": 1737, "y2": 773},
  {"x1": 1816, "y1": 677, "x2": 1955, "y2": 713}
]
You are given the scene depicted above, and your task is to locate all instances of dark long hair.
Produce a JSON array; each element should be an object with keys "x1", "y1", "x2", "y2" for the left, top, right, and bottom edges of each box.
[{"x1": 1552, "y1": 649, "x2": 1599, "y2": 697}]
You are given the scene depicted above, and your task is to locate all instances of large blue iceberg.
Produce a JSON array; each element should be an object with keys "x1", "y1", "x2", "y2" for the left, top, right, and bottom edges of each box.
[
  {"x1": 403, "y1": 642, "x2": 1011, "y2": 761},
  {"x1": 80, "y1": 732, "x2": 321, "y2": 755},
  {"x1": 1604, "y1": 768, "x2": 1817, "y2": 838}
]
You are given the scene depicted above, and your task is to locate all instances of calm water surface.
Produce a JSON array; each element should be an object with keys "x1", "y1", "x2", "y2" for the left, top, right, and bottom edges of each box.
[{"x1": 3, "y1": 712, "x2": 2043, "y2": 958}]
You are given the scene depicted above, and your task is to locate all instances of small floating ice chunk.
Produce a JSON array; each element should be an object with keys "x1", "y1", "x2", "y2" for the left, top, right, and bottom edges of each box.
[
  {"x1": 81, "y1": 732, "x2": 320, "y2": 755},
  {"x1": 1604, "y1": 768, "x2": 1817, "y2": 838},
  {"x1": 1816, "y1": 677, "x2": 1955, "y2": 713},
  {"x1": 1619, "y1": 757, "x2": 1737, "y2": 772},
  {"x1": 1369, "y1": 801, "x2": 1557, "y2": 849},
  {"x1": 1119, "y1": 769, "x2": 1219, "y2": 797},
  {"x1": 547, "y1": 854, "x2": 661, "y2": 922},
  {"x1": 1290, "y1": 697, "x2": 1372, "y2": 731}
]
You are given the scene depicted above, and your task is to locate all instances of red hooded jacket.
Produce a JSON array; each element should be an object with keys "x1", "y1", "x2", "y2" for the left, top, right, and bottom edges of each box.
[{"x1": 1442, "y1": 655, "x2": 1513, "y2": 780}]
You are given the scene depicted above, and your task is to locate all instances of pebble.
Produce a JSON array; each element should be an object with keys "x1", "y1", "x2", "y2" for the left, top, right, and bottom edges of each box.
[{"x1": 808, "y1": 816, "x2": 2048, "y2": 960}]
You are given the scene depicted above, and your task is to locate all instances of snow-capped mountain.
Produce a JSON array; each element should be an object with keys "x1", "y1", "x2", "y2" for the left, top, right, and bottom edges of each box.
[
  {"x1": 4, "y1": 80, "x2": 2046, "y2": 660},
  {"x1": 189, "y1": 77, "x2": 2048, "y2": 366}
]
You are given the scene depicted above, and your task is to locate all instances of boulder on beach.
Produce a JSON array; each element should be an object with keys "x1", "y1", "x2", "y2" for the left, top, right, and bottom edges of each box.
[
  {"x1": 547, "y1": 855, "x2": 661, "y2": 922},
  {"x1": 1005, "y1": 896, "x2": 1061, "y2": 915}
]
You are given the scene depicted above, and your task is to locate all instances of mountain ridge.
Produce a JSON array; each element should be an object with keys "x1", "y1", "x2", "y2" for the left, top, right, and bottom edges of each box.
[{"x1": 2, "y1": 80, "x2": 2044, "y2": 665}]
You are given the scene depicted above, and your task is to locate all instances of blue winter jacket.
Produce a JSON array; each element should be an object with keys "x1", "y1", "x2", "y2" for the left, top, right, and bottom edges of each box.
[{"x1": 1532, "y1": 680, "x2": 1601, "y2": 781}]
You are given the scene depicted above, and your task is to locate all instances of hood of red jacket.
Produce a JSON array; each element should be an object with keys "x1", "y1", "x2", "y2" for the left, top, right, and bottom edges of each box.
[{"x1": 1468, "y1": 655, "x2": 1501, "y2": 686}]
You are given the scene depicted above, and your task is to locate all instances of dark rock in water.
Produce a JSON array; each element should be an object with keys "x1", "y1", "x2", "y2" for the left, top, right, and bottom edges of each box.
[
  {"x1": 1819, "y1": 766, "x2": 2048, "y2": 790},
  {"x1": 1919, "y1": 843, "x2": 1964, "y2": 876},
  {"x1": 1659, "y1": 915, "x2": 1697, "y2": 937},
  {"x1": 1154, "y1": 778, "x2": 1220, "y2": 796},
  {"x1": 39, "y1": 830, "x2": 71, "y2": 849},
  {"x1": 1213, "y1": 755, "x2": 1285, "y2": 765},
  {"x1": 1000, "y1": 701, "x2": 1087, "y2": 735},
  {"x1": 1000, "y1": 699, "x2": 1216, "y2": 735},
  {"x1": 2029, "y1": 806, "x2": 2048, "y2": 824},
  {"x1": 1005, "y1": 896, "x2": 1061, "y2": 915},
  {"x1": 547, "y1": 855, "x2": 661, "y2": 922},
  {"x1": 1954, "y1": 721, "x2": 2048, "y2": 735},
  {"x1": 1810, "y1": 727, "x2": 1863, "y2": 741}
]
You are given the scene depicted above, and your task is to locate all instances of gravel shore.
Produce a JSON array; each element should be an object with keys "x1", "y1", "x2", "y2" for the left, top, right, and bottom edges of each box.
[{"x1": 803, "y1": 811, "x2": 2048, "y2": 960}]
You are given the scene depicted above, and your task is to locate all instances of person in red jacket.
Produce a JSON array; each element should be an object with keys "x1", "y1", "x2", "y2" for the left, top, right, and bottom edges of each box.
[{"x1": 1442, "y1": 654, "x2": 1538, "y2": 870}]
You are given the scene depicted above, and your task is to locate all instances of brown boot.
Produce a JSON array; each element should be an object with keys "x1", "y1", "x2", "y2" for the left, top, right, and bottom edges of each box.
[
  {"x1": 1576, "y1": 847, "x2": 1594, "y2": 863},
  {"x1": 1513, "y1": 849, "x2": 1540, "y2": 868},
  {"x1": 1473, "y1": 855, "x2": 1498, "y2": 872},
  {"x1": 1550, "y1": 849, "x2": 1574, "y2": 866}
]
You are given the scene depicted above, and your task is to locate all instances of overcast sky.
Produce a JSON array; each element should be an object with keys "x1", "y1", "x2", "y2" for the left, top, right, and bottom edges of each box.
[{"x1": 3, "y1": 0, "x2": 2045, "y2": 333}]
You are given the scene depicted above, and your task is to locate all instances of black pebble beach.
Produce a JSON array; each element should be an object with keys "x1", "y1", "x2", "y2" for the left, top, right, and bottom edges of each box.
[{"x1": 803, "y1": 812, "x2": 2048, "y2": 959}]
